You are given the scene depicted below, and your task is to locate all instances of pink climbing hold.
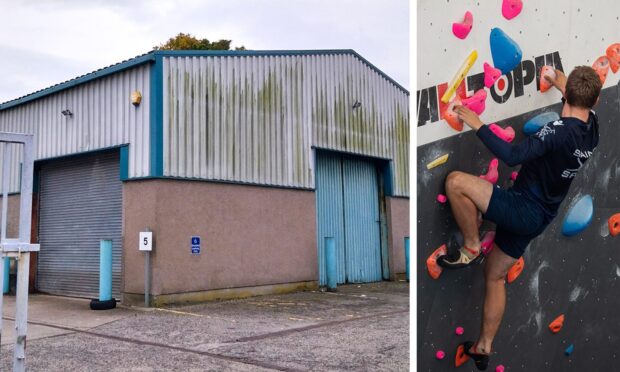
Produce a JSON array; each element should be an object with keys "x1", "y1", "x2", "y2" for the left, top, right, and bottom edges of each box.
[
  {"x1": 511, "y1": 171, "x2": 519, "y2": 181},
  {"x1": 452, "y1": 11, "x2": 473, "y2": 40},
  {"x1": 502, "y1": 0, "x2": 522, "y2": 20},
  {"x1": 437, "y1": 194, "x2": 448, "y2": 203},
  {"x1": 484, "y1": 62, "x2": 502, "y2": 88},
  {"x1": 462, "y1": 89, "x2": 487, "y2": 115},
  {"x1": 455, "y1": 326, "x2": 464, "y2": 335},
  {"x1": 489, "y1": 123, "x2": 515, "y2": 143},
  {"x1": 436, "y1": 350, "x2": 446, "y2": 360},
  {"x1": 480, "y1": 158, "x2": 499, "y2": 184},
  {"x1": 496, "y1": 365, "x2": 505, "y2": 372},
  {"x1": 481, "y1": 231, "x2": 496, "y2": 255}
]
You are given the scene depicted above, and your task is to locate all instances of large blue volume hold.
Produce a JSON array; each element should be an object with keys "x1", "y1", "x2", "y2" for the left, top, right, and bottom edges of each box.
[
  {"x1": 523, "y1": 111, "x2": 561, "y2": 135},
  {"x1": 490, "y1": 27, "x2": 523, "y2": 74},
  {"x1": 562, "y1": 195, "x2": 594, "y2": 236}
]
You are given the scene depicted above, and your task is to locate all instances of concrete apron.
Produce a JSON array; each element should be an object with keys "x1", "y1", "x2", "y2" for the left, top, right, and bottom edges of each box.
[{"x1": 1, "y1": 295, "x2": 133, "y2": 346}]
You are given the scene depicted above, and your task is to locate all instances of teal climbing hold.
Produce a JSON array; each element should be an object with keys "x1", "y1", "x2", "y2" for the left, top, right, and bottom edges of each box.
[
  {"x1": 523, "y1": 111, "x2": 560, "y2": 135},
  {"x1": 565, "y1": 344, "x2": 574, "y2": 356},
  {"x1": 490, "y1": 28, "x2": 523, "y2": 74},
  {"x1": 562, "y1": 195, "x2": 594, "y2": 236}
]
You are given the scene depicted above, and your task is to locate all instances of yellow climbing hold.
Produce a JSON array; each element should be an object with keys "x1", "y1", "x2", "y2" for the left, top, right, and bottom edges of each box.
[
  {"x1": 441, "y1": 50, "x2": 478, "y2": 103},
  {"x1": 426, "y1": 154, "x2": 449, "y2": 169}
]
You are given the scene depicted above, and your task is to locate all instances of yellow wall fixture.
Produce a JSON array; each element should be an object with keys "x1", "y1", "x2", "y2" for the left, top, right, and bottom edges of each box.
[
  {"x1": 440, "y1": 50, "x2": 478, "y2": 103},
  {"x1": 131, "y1": 91, "x2": 142, "y2": 106}
]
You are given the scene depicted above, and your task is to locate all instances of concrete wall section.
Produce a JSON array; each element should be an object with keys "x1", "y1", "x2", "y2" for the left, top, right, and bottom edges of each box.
[
  {"x1": 386, "y1": 196, "x2": 409, "y2": 278},
  {"x1": 123, "y1": 179, "x2": 317, "y2": 296}
]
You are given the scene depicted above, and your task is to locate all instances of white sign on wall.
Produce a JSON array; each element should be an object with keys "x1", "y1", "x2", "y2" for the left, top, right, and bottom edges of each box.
[{"x1": 139, "y1": 231, "x2": 153, "y2": 251}]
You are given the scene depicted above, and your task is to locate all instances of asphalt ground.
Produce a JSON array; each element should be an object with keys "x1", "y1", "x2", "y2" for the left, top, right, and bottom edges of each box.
[{"x1": 0, "y1": 281, "x2": 409, "y2": 371}]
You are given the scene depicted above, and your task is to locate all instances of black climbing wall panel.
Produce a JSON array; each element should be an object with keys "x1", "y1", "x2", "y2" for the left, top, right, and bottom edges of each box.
[{"x1": 417, "y1": 84, "x2": 620, "y2": 371}]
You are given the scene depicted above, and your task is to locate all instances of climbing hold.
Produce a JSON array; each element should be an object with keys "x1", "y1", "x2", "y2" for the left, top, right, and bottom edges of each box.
[
  {"x1": 506, "y1": 256, "x2": 524, "y2": 283},
  {"x1": 606, "y1": 43, "x2": 620, "y2": 73},
  {"x1": 592, "y1": 56, "x2": 610, "y2": 85},
  {"x1": 562, "y1": 195, "x2": 594, "y2": 236},
  {"x1": 502, "y1": 0, "x2": 523, "y2": 20},
  {"x1": 489, "y1": 123, "x2": 515, "y2": 143},
  {"x1": 453, "y1": 11, "x2": 473, "y2": 40},
  {"x1": 565, "y1": 344, "x2": 574, "y2": 356},
  {"x1": 436, "y1": 350, "x2": 446, "y2": 360},
  {"x1": 484, "y1": 62, "x2": 502, "y2": 88},
  {"x1": 490, "y1": 28, "x2": 523, "y2": 74},
  {"x1": 427, "y1": 154, "x2": 450, "y2": 169},
  {"x1": 523, "y1": 111, "x2": 560, "y2": 135},
  {"x1": 539, "y1": 66, "x2": 556, "y2": 93},
  {"x1": 549, "y1": 314, "x2": 565, "y2": 333},
  {"x1": 455, "y1": 344, "x2": 470, "y2": 367},
  {"x1": 496, "y1": 365, "x2": 505, "y2": 372},
  {"x1": 442, "y1": 97, "x2": 464, "y2": 132},
  {"x1": 481, "y1": 231, "x2": 496, "y2": 255},
  {"x1": 455, "y1": 326, "x2": 464, "y2": 335},
  {"x1": 441, "y1": 50, "x2": 478, "y2": 103},
  {"x1": 480, "y1": 158, "x2": 499, "y2": 184},
  {"x1": 608, "y1": 213, "x2": 620, "y2": 236},
  {"x1": 462, "y1": 89, "x2": 487, "y2": 115},
  {"x1": 426, "y1": 244, "x2": 447, "y2": 280},
  {"x1": 437, "y1": 194, "x2": 448, "y2": 204},
  {"x1": 510, "y1": 171, "x2": 519, "y2": 181}
]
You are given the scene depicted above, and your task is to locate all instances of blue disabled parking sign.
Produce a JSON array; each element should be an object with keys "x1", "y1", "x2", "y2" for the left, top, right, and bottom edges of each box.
[{"x1": 191, "y1": 236, "x2": 200, "y2": 255}]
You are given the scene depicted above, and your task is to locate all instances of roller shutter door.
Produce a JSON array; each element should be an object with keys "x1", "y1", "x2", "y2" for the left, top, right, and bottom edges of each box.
[{"x1": 37, "y1": 151, "x2": 122, "y2": 298}]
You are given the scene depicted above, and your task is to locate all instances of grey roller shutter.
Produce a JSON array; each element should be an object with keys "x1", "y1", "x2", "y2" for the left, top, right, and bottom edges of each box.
[{"x1": 37, "y1": 151, "x2": 122, "y2": 298}]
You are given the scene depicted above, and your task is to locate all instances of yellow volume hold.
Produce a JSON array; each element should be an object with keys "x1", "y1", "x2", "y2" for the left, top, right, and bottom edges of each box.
[
  {"x1": 426, "y1": 154, "x2": 449, "y2": 170},
  {"x1": 440, "y1": 50, "x2": 478, "y2": 104}
]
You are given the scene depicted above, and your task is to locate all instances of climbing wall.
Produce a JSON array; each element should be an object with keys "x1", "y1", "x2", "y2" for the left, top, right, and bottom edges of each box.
[{"x1": 417, "y1": 0, "x2": 620, "y2": 370}]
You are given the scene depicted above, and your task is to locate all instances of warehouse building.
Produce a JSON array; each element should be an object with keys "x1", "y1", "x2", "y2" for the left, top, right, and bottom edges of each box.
[{"x1": 0, "y1": 49, "x2": 409, "y2": 305}]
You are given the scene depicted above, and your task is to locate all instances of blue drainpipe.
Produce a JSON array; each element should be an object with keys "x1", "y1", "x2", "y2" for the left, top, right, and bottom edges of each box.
[
  {"x1": 325, "y1": 237, "x2": 337, "y2": 292},
  {"x1": 99, "y1": 240, "x2": 113, "y2": 301}
]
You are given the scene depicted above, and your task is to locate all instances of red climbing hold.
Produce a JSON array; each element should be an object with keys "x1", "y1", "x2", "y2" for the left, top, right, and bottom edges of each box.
[
  {"x1": 484, "y1": 62, "x2": 502, "y2": 88},
  {"x1": 592, "y1": 56, "x2": 610, "y2": 85},
  {"x1": 502, "y1": 0, "x2": 523, "y2": 20},
  {"x1": 442, "y1": 97, "x2": 464, "y2": 132},
  {"x1": 426, "y1": 244, "x2": 447, "y2": 280},
  {"x1": 481, "y1": 231, "x2": 496, "y2": 255},
  {"x1": 606, "y1": 43, "x2": 620, "y2": 73},
  {"x1": 462, "y1": 89, "x2": 487, "y2": 115},
  {"x1": 496, "y1": 365, "x2": 506, "y2": 372},
  {"x1": 511, "y1": 171, "x2": 518, "y2": 181},
  {"x1": 506, "y1": 256, "x2": 524, "y2": 283},
  {"x1": 549, "y1": 314, "x2": 565, "y2": 333},
  {"x1": 455, "y1": 344, "x2": 470, "y2": 367},
  {"x1": 539, "y1": 66, "x2": 556, "y2": 93},
  {"x1": 437, "y1": 194, "x2": 448, "y2": 204},
  {"x1": 455, "y1": 326, "x2": 464, "y2": 335},
  {"x1": 436, "y1": 350, "x2": 446, "y2": 360},
  {"x1": 489, "y1": 123, "x2": 515, "y2": 143},
  {"x1": 480, "y1": 158, "x2": 499, "y2": 184},
  {"x1": 453, "y1": 11, "x2": 473, "y2": 40},
  {"x1": 608, "y1": 213, "x2": 620, "y2": 237}
]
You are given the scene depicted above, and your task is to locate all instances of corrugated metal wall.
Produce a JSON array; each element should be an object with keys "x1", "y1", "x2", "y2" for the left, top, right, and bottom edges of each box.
[
  {"x1": 162, "y1": 53, "x2": 409, "y2": 196},
  {"x1": 0, "y1": 65, "x2": 151, "y2": 192}
]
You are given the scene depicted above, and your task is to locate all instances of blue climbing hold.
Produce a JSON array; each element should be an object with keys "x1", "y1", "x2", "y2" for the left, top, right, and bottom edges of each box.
[
  {"x1": 565, "y1": 344, "x2": 574, "y2": 356},
  {"x1": 490, "y1": 28, "x2": 523, "y2": 74},
  {"x1": 562, "y1": 195, "x2": 594, "y2": 236},
  {"x1": 523, "y1": 111, "x2": 561, "y2": 135}
]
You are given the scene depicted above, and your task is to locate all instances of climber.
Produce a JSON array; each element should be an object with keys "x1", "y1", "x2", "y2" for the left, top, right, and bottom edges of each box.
[{"x1": 437, "y1": 66, "x2": 601, "y2": 370}]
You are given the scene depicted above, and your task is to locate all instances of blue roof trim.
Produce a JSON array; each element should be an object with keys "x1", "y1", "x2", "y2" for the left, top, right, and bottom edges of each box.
[{"x1": 0, "y1": 50, "x2": 408, "y2": 111}]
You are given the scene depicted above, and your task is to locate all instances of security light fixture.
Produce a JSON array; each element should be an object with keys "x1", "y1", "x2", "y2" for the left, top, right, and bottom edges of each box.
[
  {"x1": 61, "y1": 109, "x2": 73, "y2": 117},
  {"x1": 352, "y1": 100, "x2": 362, "y2": 109},
  {"x1": 131, "y1": 90, "x2": 142, "y2": 106}
]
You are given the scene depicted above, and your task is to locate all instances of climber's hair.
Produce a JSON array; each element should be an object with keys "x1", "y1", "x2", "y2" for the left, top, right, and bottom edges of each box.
[{"x1": 565, "y1": 66, "x2": 602, "y2": 109}]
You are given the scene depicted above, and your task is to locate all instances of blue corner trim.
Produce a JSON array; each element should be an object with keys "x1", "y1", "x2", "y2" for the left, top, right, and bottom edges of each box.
[
  {"x1": 149, "y1": 55, "x2": 164, "y2": 177},
  {"x1": 120, "y1": 145, "x2": 129, "y2": 181}
]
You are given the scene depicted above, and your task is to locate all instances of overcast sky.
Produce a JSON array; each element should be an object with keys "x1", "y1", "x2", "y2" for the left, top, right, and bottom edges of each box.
[{"x1": 0, "y1": 0, "x2": 409, "y2": 103}]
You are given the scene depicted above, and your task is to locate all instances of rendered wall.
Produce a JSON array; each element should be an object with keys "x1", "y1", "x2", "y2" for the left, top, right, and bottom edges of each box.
[
  {"x1": 387, "y1": 197, "x2": 409, "y2": 278},
  {"x1": 122, "y1": 179, "x2": 317, "y2": 297},
  {"x1": 417, "y1": 1, "x2": 620, "y2": 370}
]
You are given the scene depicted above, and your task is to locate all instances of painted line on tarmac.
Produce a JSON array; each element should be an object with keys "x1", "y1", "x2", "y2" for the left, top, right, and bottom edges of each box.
[
  {"x1": 3, "y1": 316, "x2": 302, "y2": 372},
  {"x1": 230, "y1": 308, "x2": 409, "y2": 343}
]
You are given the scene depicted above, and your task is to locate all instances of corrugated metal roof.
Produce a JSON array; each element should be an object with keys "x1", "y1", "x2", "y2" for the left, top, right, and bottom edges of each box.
[{"x1": 0, "y1": 49, "x2": 408, "y2": 111}]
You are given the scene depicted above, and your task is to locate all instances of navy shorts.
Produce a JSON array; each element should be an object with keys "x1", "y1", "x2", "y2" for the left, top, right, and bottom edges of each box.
[{"x1": 483, "y1": 186, "x2": 549, "y2": 259}]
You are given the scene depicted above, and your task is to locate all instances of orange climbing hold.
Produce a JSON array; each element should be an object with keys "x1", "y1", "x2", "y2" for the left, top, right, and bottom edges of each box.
[
  {"x1": 549, "y1": 314, "x2": 565, "y2": 334},
  {"x1": 592, "y1": 56, "x2": 610, "y2": 85},
  {"x1": 426, "y1": 244, "x2": 447, "y2": 280},
  {"x1": 442, "y1": 97, "x2": 464, "y2": 132},
  {"x1": 608, "y1": 213, "x2": 620, "y2": 237},
  {"x1": 506, "y1": 256, "x2": 524, "y2": 283},
  {"x1": 455, "y1": 344, "x2": 470, "y2": 367},
  {"x1": 539, "y1": 66, "x2": 555, "y2": 93},
  {"x1": 606, "y1": 43, "x2": 620, "y2": 73}
]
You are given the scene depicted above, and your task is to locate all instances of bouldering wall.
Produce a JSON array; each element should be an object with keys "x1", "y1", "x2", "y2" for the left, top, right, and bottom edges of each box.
[{"x1": 417, "y1": 1, "x2": 620, "y2": 371}]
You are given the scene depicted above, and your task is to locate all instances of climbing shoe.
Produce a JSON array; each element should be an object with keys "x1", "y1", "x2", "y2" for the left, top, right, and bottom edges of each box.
[
  {"x1": 437, "y1": 233, "x2": 484, "y2": 269},
  {"x1": 463, "y1": 341, "x2": 490, "y2": 371}
]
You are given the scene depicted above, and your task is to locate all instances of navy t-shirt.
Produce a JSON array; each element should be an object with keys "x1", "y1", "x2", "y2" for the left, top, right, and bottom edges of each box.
[{"x1": 476, "y1": 111, "x2": 599, "y2": 219}]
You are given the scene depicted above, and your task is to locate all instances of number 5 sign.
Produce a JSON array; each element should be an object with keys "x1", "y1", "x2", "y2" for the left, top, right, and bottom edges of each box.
[{"x1": 139, "y1": 231, "x2": 153, "y2": 251}]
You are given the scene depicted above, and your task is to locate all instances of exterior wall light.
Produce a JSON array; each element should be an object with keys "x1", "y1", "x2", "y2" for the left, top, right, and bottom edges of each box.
[
  {"x1": 131, "y1": 91, "x2": 142, "y2": 106},
  {"x1": 352, "y1": 100, "x2": 362, "y2": 109},
  {"x1": 61, "y1": 109, "x2": 73, "y2": 117}
]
